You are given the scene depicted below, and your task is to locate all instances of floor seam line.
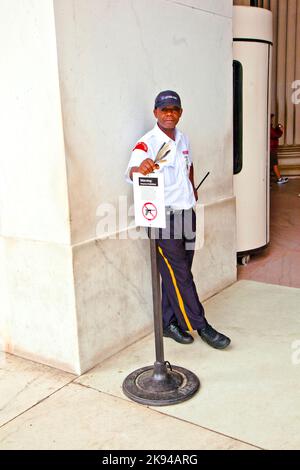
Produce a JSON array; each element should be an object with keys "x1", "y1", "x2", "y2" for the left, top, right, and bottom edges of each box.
[
  {"x1": 0, "y1": 376, "x2": 78, "y2": 430},
  {"x1": 74, "y1": 382, "x2": 263, "y2": 450}
]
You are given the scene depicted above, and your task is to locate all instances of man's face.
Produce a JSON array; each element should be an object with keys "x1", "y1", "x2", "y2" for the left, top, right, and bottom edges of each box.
[{"x1": 154, "y1": 106, "x2": 183, "y2": 130}]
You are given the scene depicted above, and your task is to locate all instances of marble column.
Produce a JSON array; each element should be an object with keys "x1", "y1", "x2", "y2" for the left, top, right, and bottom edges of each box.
[
  {"x1": 0, "y1": 0, "x2": 80, "y2": 373},
  {"x1": 235, "y1": 0, "x2": 300, "y2": 147},
  {"x1": 285, "y1": 0, "x2": 297, "y2": 145},
  {"x1": 1, "y1": 0, "x2": 236, "y2": 374},
  {"x1": 295, "y1": 2, "x2": 300, "y2": 144}
]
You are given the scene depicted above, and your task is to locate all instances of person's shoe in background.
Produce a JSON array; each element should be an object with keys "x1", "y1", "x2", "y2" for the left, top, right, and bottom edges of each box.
[{"x1": 277, "y1": 177, "x2": 289, "y2": 184}]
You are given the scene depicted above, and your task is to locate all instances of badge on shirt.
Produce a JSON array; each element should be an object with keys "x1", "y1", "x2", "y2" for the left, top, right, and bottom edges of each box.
[
  {"x1": 182, "y1": 150, "x2": 189, "y2": 171},
  {"x1": 133, "y1": 142, "x2": 148, "y2": 152}
]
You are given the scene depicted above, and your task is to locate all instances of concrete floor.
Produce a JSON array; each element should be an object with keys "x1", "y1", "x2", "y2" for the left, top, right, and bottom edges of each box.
[
  {"x1": 1, "y1": 279, "x2": 300, "y2": 450},
  {"x1": 238, "y1": 178, "x2": 300, "y2": 288},
  {"x1": 1, "y1": 179, "x2": 300, "y2": 450}
]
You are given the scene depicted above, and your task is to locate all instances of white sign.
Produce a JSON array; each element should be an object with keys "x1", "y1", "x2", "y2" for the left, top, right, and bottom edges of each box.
[{"x1": 133, "y1": 173, "x2": 166, "y2": 228}]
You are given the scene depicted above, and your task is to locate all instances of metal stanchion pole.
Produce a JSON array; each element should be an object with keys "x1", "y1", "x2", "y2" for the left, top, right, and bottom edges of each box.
[{"x1": 122, "y1": 230, "x2": 200, "y2": 406}]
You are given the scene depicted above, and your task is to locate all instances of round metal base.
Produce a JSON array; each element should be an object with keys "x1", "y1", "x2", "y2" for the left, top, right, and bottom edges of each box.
[{"x1": 122, "y1": 365, "x2": 200, "y2": 406}]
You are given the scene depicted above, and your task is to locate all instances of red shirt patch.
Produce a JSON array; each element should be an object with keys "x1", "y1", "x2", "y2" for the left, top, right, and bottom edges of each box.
[
  {"x1": 133, "y1": 142, "x2": 148, "y2": 152},
  {"x1": 182, "y1": 150, "x2": 189, "y2": 155}
]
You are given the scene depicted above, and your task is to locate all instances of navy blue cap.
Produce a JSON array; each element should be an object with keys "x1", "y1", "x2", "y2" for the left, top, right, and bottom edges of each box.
[{"x1": 154, "y1": 90, "x2": 182, "y2": 109}]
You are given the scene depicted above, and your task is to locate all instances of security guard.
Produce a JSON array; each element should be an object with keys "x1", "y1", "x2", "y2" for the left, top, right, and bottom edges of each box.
[{"x1": 126, "y1": 90, "x2": 231, "y2": 349}]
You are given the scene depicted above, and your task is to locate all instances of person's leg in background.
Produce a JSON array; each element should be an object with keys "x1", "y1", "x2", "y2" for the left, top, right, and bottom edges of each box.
[{"x1": 271, "y1": 150, "x2": 288, "y2": 184}]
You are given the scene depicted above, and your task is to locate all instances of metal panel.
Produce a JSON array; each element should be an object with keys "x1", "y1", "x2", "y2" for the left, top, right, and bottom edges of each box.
[{"x1": 233, "y1": 41, "x2": 271, "y2": 252}]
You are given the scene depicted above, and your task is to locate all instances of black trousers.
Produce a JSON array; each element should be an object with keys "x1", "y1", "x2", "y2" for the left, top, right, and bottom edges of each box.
[{"x1": 150, "y1": 208, "x2": 206, "y2": 332}]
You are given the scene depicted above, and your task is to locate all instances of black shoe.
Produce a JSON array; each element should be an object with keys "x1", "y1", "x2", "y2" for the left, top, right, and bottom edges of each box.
[
  {"x1": 163, "y1": 322, "x2": 194, "y2": 344},
  {"x1": 198, "y1": 322, "x2": 231, "y2": 349}
]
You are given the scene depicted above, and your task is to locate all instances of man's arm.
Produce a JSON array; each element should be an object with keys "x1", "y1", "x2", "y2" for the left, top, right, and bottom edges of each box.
[{"x1": 189, "y1": 164, "x2": 198, "y2": 202}]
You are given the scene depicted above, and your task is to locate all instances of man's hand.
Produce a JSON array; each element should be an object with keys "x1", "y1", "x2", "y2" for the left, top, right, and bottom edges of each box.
[
  {"x1": 138, "y1": 158, "x2": 159, "y2": 175},
  {"x1": 130, "y1": 159, "x2": 159, "y2": 179}
]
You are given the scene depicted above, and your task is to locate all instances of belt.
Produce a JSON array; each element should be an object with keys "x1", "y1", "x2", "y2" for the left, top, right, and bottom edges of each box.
[{"x1": 165, "y1": 206, "x2": 184, "y2": 215}]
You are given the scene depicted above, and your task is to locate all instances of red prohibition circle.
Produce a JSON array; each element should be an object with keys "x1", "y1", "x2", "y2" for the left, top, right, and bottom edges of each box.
[{"x1": 142, "y1": 202, "x2": 157, "y2": 221}]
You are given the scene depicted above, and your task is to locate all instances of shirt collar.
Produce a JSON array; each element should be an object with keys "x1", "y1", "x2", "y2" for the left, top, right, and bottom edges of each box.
[{"x1": 153, "y1": 123, "x2": 182, "y2": 144}]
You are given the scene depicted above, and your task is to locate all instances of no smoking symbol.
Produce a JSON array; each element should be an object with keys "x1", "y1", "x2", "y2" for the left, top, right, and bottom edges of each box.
[{"x1": 142, "y1": 202, "x2": 157, "y2": 221}]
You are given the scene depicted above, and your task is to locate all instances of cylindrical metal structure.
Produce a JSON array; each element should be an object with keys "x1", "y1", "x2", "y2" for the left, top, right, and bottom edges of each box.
[{"x1": 233, "y1": 6, "x2": 273, "y2": 256}]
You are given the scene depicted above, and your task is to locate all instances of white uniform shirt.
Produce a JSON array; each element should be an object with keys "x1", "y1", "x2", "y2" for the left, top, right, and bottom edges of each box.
[{"x1": 125, "y1": 124, "x2": 196, "y2": 210}]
